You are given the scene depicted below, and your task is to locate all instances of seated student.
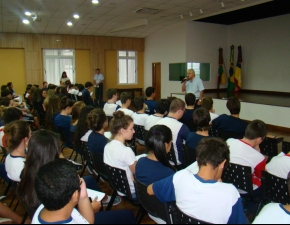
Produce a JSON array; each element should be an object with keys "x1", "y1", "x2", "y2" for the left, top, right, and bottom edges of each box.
[
  {"x1": 71, "y1": 101, "x2": 85, "y2": 133},
  {"x1": 253, "y1": 171, "x2": 290, "y2": 224},
  {"x1": 82, "y1": 82, "x2": 94, "y2": 106},
  {"x1": 147, "y1": 138, "x2": 247, "y2": 224},
  {"x1": 179, "y1": 93, "x2": 196, "y2": 132},
  {"x1": 44, "y1": 96, "x2": 60, "y2": 131},
  {"x1": 266, "y1": 151, "x2": 290, "y2": 179},
  {"x1": 186, "y1": 108, "x2": 211, "y2": 150},
  {"x1": 156, "y1": 99, "x2": 190, "y2": 165},
  {"x1": 103, "y1": 89, "x2": 120, "y2": 116},
  {"x1": 212, "y1": 96, "x2": 248, "y2": 136},
  {"x1": 1, "y1": 89, "x2": 12, "y2": 99},
  {"x1": 4, "y1": 121, "x2": 31, "y2": 182},
  {"x1": 0, "y1": 202, "x2": 28, "y2": 224},
  {"x1": 117, "y1": 92, "x2": 134, "y2": 117},
  {"x1": 145, "y1": 87, "x2": 157, "y2": 115},
  {"x1": 32, "y1": 159, "x2": 135, "y2": 224},
  {"x1": 201, "y1": 96, "x2": 219, "y2": 122},
  {"x1": 145, "y1": 99, "x2": 170, "y2": 131},
  {"x1": 132, "y1": 97, "x2": 149, "y2": 127},
  {"x1": 104, "y1": 111, "x2": 137, "y2": 198},
  {"x1": 227, "y1": 120, "x2": 267, "y2": 194}
]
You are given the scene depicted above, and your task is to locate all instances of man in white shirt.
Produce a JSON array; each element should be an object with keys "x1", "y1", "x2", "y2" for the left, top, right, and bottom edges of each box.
[
  {"x1": 103, "y1": 89, "x2": 120, "y2": 116},
  {"x1": 93, "y1": 68, "x2": 104, "y2": 107},
  {"x1": 117, "y1": 92, "x2": 134, "y2": 117}
]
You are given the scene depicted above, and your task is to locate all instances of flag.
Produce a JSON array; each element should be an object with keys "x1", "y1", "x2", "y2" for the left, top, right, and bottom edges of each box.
[
  {"x1": 227, "y1": 45, "x2": 235, "y2": 92},
  {"x1": 234, "y1": 46, "x2": 242, "y2": 91},
  {"x1": 218, "y1": 48, "x2": 226, "y2": 87}
]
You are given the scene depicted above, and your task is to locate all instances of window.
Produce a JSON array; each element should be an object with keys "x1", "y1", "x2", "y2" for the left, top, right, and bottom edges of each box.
[
  {"x1": 43, "y1": 49, "x2": 75, "y2": 85},
  {"x1": 187, "y1": 62, "x2": 210, "y2": 81},
  {"x1": 118, "y1": 51, "x2": 138, "y2": 85}
]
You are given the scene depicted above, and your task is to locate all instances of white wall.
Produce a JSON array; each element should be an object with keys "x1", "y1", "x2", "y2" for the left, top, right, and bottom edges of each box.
[
  {"x1": 228, "y1": 14, "x2": 290, "y2": 92},
  {"x1": 144, "y1": 22, "x2": 187, "y2": 98}
]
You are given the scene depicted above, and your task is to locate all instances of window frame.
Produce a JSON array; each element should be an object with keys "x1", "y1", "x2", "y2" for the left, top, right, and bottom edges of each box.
[{"x1": 117, "y1": 50, "x2": 138, "y2": 85}]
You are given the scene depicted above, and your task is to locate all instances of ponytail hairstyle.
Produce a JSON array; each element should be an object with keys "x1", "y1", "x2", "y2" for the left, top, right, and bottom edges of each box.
[
  {"x1": 71, "y1": 101, "x2": 85, "y2": 124},
  {"x1": 110, "y1": 111, "x2": 133, "y2": 137},
  {"x1": 146, "y1": 125, "x2": 175, "y2": 171},
  {"x1": 60, "y1": 96, "x2": 74, "y2": 111},
  {"x1": 87, "y1": 109, "x2": 107, "y2": 132},
  {"x1": 4, "y1": 121, "x2": 30, "y2": 151}
]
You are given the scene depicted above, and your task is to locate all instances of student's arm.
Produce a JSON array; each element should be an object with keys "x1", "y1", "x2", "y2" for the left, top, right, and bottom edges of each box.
[
  {"x1": 182, "y1": 81, "x2": 186, "y2": 92},
  {"x1": 129, "y1": 161, "x2": 137, "y2": 175},
  {"x1": 197, "y1": 90, "x2": 204, "y2": 105},
  {"x1": 0, "y1": 202, "x2": 27, "y2": 224},
  {"x1": 227, "y1": 198, "x2": 247, "y2": 224},
  {"x1": 78, "y1": 178, "x2": 95, "y2": 224}
]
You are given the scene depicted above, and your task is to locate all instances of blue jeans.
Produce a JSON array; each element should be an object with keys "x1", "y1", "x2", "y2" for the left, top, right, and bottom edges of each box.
[
  {"x1": 95, "y1": 210, "x2": 135, "y2": 224},
  {"x1": 83, "y1": 175, "x2": 102, "y2": 192}
]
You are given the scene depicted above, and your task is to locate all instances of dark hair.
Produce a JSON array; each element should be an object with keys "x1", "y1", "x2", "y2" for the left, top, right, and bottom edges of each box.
[
  {"x1": 226, "y1": 97, "x2": 241, "y2": 115},
  {"x1": 7, "y1": 82, "x2": 12, "y2": 87},
  {"x1": 185, "y1": 93, "x2": 196, "y2": 106},
  {"x1": 87, "y1": 109, "x2": 107, "y2": 132},
  {"x1": 120, "y1": 92, "x2": 131, "y2": 104},
  {"x1": 74, "y1": 106, "x2": 95, "y2": 147},
  {"x1": 1, "y1": 89, "x2": 12, "y2": 98},
  {"x1": 36, "y1": 89, "x2": 47, "y2": 103},
  {"x1": 3, "y1": 108, "x2": 23, "y2": 124},
  {"x1": 61, "y1": 72, "x2": 67, "y2": 78},
  {"x1": 59, "y1": 87, "x2": 67, "y2": 95},
  {"x1": 106, "y1": 89, "x2": 117, "y2": 100},
  {"x1": 145, "y1": 87, "x2": 155, "y2": 97},
  {"x1": 134, "y1": 97, "x2": 145, "y2": 111},
  {"x1": 201, "y1": 96, "x2": 213, "y2": 111},
  {"x1": 96, "y1": 68, "x2": 100, "y2": 71},
  {"x1": 65, "y1": 80, "x2": 71, "y2": 85},
  {"x1": 26, "y1": 86, "x2": 32, "y2": 92},
  {"x1": 55, "y1": 86, "x2": 61, "y2": 94},
  {"x1": 85, "y1": 82, "x2": 93, "y2": 88},
  {"x1": 17, "y1": 130, "x2": 61, "y2": 214},
  {"x1": 146, "y1": 125, "x2": 175, "y2": 171},
  {"x1": 169, "y1": 99, "x2": 185, "y2": 113},
  {"x1": 35, "y1": 159, "x2": 80, "y2": 211},
  {"x1": 69, "y1": 84, "x2": 74, "y2": 89},
  {"x1": 71, "y1": 101, "x2": 85, "y2": 124},
  {"x1": 110, "y1": 111, "x2": 133, "y2": 136},
  {"x1": 48, "y1": 84, "x2": 57, "y2": 90},
  {"x1": 44, "y1": 96, "x2": 60, "y2": 130},
  {"x1": 33, "y1": 84, "x2": 39, "y2": 88},
  {"x1": 60, "y1": 97, "x2": 74, "y2": 110},
  {"x1": 245, "y1": 120, "x2": 267, "y2": 140},
  {"x1": 78, "y1": 84, "x2": 85, "y2": 92},
  {"x1": 0, "y1": 97, "x2": 12, "y2": 107},
  {"x1": 193, "y1": 108, "x2": 211, "y2": 131},
  {"x1": 1, "y1": 85, "x2": 8, "y2": 91},
  {"x1": 196, "y1": 138, "x2": 230, "y2": 169},
  {"x1": 4, "y1": 121, "x2": 30, "y2": 151},
  {"x1": 43, "y1": 81, "x2": 47, "y2": 85},
  {"x1": 156, "y1": 99, "x2": 170, "y2": 115}
]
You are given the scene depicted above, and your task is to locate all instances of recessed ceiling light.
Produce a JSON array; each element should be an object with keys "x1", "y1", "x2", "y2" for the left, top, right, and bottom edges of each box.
[
  {"x1": 67, "y1": 22, "x2": 73, "y2": 26},
  {"x1": 92, "y1": 0, "x2": 99, "y2": 4},
  {"x1": 25, "y1": 12, "x2": 31, "y2": 16},
  {"x1": 73, "y1": 14, "x2": 80, "y2": 19},
  {"x1": 23, "y1": 19, "x2": 30, "y2": 24}
]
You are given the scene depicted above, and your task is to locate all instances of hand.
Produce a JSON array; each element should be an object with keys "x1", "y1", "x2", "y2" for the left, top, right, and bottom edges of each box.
[
  {"x1": 91, "y1": 198, "x2": 101, "y2": 213},
  {"x1": 79, "y1": 178, "x2": 88, "y2": 201},
  {"x1": 197, "y1": 100, "x2": 202, "y2": 106}
]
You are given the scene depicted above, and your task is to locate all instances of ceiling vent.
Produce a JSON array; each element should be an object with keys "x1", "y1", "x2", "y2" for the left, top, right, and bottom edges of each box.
[{"x1": 134, "y1": 7, "x2": 161, "y2": 15}]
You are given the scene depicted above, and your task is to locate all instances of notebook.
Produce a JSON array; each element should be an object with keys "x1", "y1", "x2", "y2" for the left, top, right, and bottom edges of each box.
[{"x1": 87, "y1": 189, "x2": 105, "y2": 202}]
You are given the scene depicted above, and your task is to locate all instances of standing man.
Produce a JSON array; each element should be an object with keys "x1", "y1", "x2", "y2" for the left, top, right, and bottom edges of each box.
[
  {"x1": 93, "y1": 68, "x2": 104, "y2": 107},
  {"x1": 182, "y1": 69, "x2": 204, "y2": 108}
]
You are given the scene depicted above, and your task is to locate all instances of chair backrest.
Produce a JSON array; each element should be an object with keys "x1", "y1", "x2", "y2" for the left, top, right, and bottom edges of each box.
[
  {"x1": 107, "y1": 116, "x2": 113, "y2": 124},
  {"x1": 134, "y1": 179, "x2": 171, "y2": 224},
  {"x1": 261, "y1": 170, "x2": 290, "y2": 205},
  {"x1": 167, "y1": 144, "x2": 178, "y2": 168},
  {"x1": 0, "y1": 146, "x2": 8, "y2": 157},
  {"x1": 209, "y1": 127, "x2": 219, "y2": 137},
  {"x1": 134, "y1": 125, "x2": 145, "y2": 142},
  {"x1": 259, "y1": 137, "x2": 281, "y2": 160},
  {"x1": 282, "y1": 141, "x2": 290, "y2": 154},
  {"x1": 91, "y1": 152, "x2": 108, "y2": 180},
  {"x1": 171, "y1": 202, "x2": 211, "y2": 224},
  {"x1": 105, "y1": 164, "x2": 133, "y2": 200},
  {"x1": 218, "y1": 130, "x2": 243, "y2": 141},
  {"x1": 182, "y1": 144, "x2": 196, "y2": 167},
  {"x1": 81, "y1": 141, "x2": 93, "y2": 168},
  {"x1": 222, "y1": 163, "x2": 253, "y2": 196}
]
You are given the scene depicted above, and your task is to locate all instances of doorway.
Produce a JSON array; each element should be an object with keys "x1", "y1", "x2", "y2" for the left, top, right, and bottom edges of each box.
[{"x1": 152, "y1": 63, "x2": 161, "y2": 100}]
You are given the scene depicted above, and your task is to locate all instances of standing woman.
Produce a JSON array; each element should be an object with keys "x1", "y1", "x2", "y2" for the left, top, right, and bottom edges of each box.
[
  {"x1": 60, "y1": 71, "x2": 71, "y2": 86},
  {"x1": 104, "y1": 111, "x2": 137, "y2": 198}
]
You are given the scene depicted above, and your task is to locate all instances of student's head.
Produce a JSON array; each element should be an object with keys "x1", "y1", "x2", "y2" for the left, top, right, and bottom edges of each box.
[
  {"x1": 193, "y1": 108, "x2": 211, "y2": 131},
  {"x1": 0, "y1": 97, "x2": 13, "y2": 107},
  {"x1": 120, "y1": 92, "x2": 131, "y2": 106},
  {"x1": 61, "y1": 71, "x2": 67, "y2": 78},
  {"x1": 43, "y1": 81, "x2": 48, "y2": 88},
  {"x1": 226, "y1": 97, "x2": 241, "y2": 115},
  {"x1": 96, "y1": 68, "x2": 101, "y2": 74},
  {"x1": 39, "y1": 89, "x2": 47, "y2": 100},
  {"x1": 201, "y1": 96, "x2": 214, "y2": 111},
  {"x1": 69, "y1": 84, "x2": 74, "y2": 89},
  {"x1": 106, "y1": 89, "x2": 118, "y2": 101},
  {"x1": 185, "y1": 93, "x2": 196, "y2": 107},
  {"x1": 196, "y1": 138, "x2": 230, "y2": 179},
  {"x1": 1, "y1": 89, "x2": 12, "y2": 98},
  {"x1": 78, "y1": 84, "x2": 85, "y2": 92},
  {"x1": 3, "y1": 108, "x2": 23, "y2": 124},
  {"x1": 155, "y1": 99, "x2": 170, "y2": 115},
  {"x1": 134, "y1": 97, "x2": 146, "y2": 112},
  {"x1": 4, "y1": 121, "x2": 31, "y2": 151},
  {"x1": 46, "y1": 89, "x2": 55, "y2": 99},
  {"x1": 59, "y1": 87, "x2": 67, "y2": 95},
  {"x1": 244, "y1": 120, "x2": 267, "y2": 144},
  {"x1": 7, "y1": 82, "x2": 12, "y2": 88},
  {"x1": 85, "y1": 82, "x2": 93, "y2": 89},
  {"x1": 169, "y1": 99, "x2": 186, "y2": 119},
  {"x1": 146, "y1": 125, "x2": 175, "y2": 170},
  {"x1": 1, "y1": 85, "x2": 8, "y2": 91},
  {"x1": 47, "y1": 96, "x2": 60, "y2": 111},
  {"x1": 145, "y1": 87, "x2": 155, "y2": 98},
  {"x1": 65, "y1": 80, "x2": 71, "y2": 86},
  {"x1": 60, "y1": 97, "x2": 74, "y2": 114},
  {"x1": 187, "y1": 69, "x2": 195, "y2": 79},
  {"x1": 71, "y1": 101, "x2": 85, "y2": 124},
  {"x1": 35, "y1": 159, "x2": 80, "y2": 211},
  {"x1": 87, "y1": 109, "x2": 108, "y2": 132},
  {"x1": 26, "y1": 86, "x2": 32, "y2": 94},
  {"x1": 111, "y1": 111, "x2": 134, "y2": 140}
]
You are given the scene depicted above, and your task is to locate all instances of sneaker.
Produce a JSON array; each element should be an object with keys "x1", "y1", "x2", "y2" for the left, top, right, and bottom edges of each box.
[
  {"x1": 0, "y1": 196, "x2": 5, "y2": 201},
  {"x1": 67, "y1": 159, "x2": 83, "y2": 171},
  {"x1": 0, "y1": 218, "x2": 13, "y2": 224},
  {"x1": 102, "y1": 196, "x2": 121, "y2": 207}
]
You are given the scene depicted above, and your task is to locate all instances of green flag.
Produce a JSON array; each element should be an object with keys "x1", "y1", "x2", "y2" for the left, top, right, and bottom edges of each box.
[{"x1": 228, "y1": 45, "x2": 235, "y2": 92}]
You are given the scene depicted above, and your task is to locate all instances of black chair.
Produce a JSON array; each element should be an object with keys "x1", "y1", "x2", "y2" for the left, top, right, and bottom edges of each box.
[
  {"x1": 0, "y1": 146, "x2": 8, "y2": 163},
  {"x1": 91, "y1": 152, "x2": 109, "y2": 182},
  {"x1": 171, "y1": 202, "x2": 211, "y2": 224},
  {"x1": 209, "y1": 127, "x2": 219, "y2": 137},
  {"x1": 80, "y1": 141, "x2": 94, "y2": 177},
  {"x1": 134, "y1": 125, "x2": 145, "y2": 145},
  {"x1": 259, "y1": 137, "x2": 283, "y2": 162},
  {"x1": 107, "y1": 116, "x2": 113, "y2": 124},
  {"x1": 182, "y1": 144, "x2": 196, "y2": 167},
  {"x1": 54, "y1": 126, "x2": 74, "y2": 158},
  {"x1": 126, "y1": 138, "x2": 137, "y2": 155},
  {"x1": 105, "y1": 164, "x2": 145, "y2": 224},
  {"x1": 134, "y1": 179, "x2": 171, "y2": 224},
  {"x1": 218, "y1": 130, "x2": 243, "y2": 141},
  {"x1": 167, "y1": 144, "x2": 179, "y2": 169},
  {"x1": 261, "y1": 170, "x2": 290, "y2": 205},
  {"x1": 77, "y1": 95, "x2": 83, "y2": 101},
  {"x1": 282, "y1": 141, "x2": 290, "y2": 154}
]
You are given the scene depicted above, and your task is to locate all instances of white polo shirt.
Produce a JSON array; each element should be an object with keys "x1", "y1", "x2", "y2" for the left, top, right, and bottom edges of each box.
[
  {"x1": 266, "y1": 152, "x2": 290, "y2": 179},
  {"x1": 117, "y1": 108, "x2": 134, "y2": 117},
  {"x1": 132, "y1": 113, "x2": 148, "y2": 126},
  {"x1": 5, "y1": 154, "x2": 25, "y2": 182},
  {"x1": 103, "y1": 103, "x2": 120, "y2": 117},
  {"x1": 185, "y1": 77, "x2": 204, "y2": 99},
  {"x1": 145, "y1": 115, "x2": 163, "y2": 131},
  {"x1": 93, "y1": 74, "x2": 104, "y2": 87}
]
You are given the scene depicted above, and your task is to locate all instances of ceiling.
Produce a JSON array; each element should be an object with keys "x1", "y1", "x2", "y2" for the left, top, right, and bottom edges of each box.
[{"x1": 0, "y1": 0, "x2": 281, "y2": 38}]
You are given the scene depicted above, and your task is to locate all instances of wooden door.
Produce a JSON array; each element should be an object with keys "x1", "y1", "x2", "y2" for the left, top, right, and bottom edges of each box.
[{"x1": 152, "y1": 63, "x2": 161, "y2": 100}]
